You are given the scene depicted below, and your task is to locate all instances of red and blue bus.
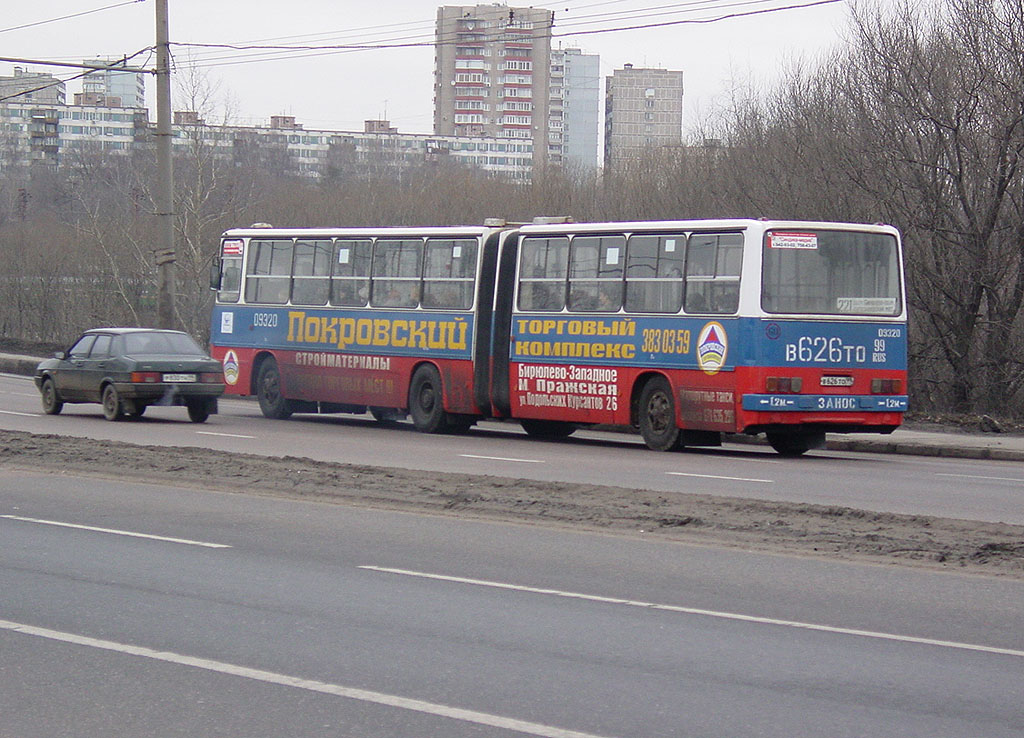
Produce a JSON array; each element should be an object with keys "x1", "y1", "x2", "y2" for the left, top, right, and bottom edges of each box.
[{"x1": 209, "y1": 218, "x2": 907, "y2": 455}]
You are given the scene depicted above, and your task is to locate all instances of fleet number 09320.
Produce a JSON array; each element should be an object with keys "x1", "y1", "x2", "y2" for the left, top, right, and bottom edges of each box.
[{"x1": 785, "y1": 337, "x2": 867, "y2": 364}]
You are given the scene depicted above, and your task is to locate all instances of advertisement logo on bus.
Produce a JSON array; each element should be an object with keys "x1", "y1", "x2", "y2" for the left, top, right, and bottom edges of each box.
[
  {"x1": 697, "y1": 322, "x2": 728, "y2": 375},
  {"x1": 222, "y1": 350, "x2": 240, "y2": 386}
]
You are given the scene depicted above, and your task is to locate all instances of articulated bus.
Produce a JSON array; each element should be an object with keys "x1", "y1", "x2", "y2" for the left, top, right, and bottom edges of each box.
[{"x1": 209, "y1": 219, "x2": 907, "y2": 455}]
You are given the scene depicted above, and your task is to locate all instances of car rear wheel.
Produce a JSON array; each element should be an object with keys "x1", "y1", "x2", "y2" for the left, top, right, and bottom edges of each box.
[
  {"x1": 40, "y1": 377, "x2": 63, "y2": 415},
  {"x1": 186, "y1": 399, "x2": 211, "y2": 423},
  {"x1": 102, "y1": 384, "x2": 124, "y2": 421},
  {"x1": 256, "y1": 358, "x2": 293, "y2": 419}
]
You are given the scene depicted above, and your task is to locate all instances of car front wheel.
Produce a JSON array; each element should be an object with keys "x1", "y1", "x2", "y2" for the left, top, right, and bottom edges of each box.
[
  {"x1": 102, "y1": 384, "x2": 125, "y2": 421},
  {"x1": 40, "y1": 377, "x2": 63, "y2": 415}
]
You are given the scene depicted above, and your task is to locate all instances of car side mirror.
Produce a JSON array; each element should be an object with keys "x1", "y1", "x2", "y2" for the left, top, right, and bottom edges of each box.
[
  {"x1": 209, "y1": 257, "x2": 222, "y2": 290},
  {"x1": 54, "y1": 351, "x2": 67, "y2": 360}
]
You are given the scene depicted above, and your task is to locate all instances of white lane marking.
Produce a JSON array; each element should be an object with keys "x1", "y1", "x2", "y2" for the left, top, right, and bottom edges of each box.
[
  {"x1": 0, "y1": 515, "x2": 230, "y2": 549},
  {"x1": 0, "y1": 619, "x2": 614, "y2": 738},
  {"x1": 0, "y1": 409, "x2": 38, "y2": 417},
  {"x1": 667, "y1": 472, "x2": 774, "y2": 483},
  {"x1": 460, "y1": 454, "x2": 544, "y2": 464},
  {"x1": 937, "y1": 473, "x2": 1024, "y2": 484},
  {"x1": 196, "y1": 431, "x2": 257, "y2": 439},
  {"x1": 360, "y1": 567, "x2": 1024, "y2": 660}
]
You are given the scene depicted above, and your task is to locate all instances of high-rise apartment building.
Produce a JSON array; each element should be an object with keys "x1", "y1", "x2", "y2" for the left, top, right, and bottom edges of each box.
[
  {"x1": 604, "y1": 64, "x2": 684, "y2": 170},
  {"x1": 549, "y1": 47, "x2": 600, "y2": 169},
  {"x1": 0, "y1": 67, "x2": 65, "y2": 106},
  {"x1": 434, "y1": 4, "x2": 553, "y2": 166},
  {"x1": 79, "y1": 59, "x2": 146, "y2": 109}
]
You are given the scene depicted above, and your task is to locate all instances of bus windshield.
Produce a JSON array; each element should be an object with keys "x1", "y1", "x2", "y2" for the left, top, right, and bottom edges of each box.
[{"x1": 761, "y1": 230, "x2": 902, "y2": 316}]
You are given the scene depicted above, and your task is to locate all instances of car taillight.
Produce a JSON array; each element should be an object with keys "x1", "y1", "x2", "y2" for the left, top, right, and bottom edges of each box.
[
  {"x1": 871, "y1": 378, "x2": 902, "y2": 394},
  {"x1": 200, "y1": 372, "x2": 224, "y2": 383},
  {"x1": 766, "y1": 376, "x2": 802, "y2": 393},
  {"x1": 130, "y1": 372, "x2": 161, "y2": 383}
]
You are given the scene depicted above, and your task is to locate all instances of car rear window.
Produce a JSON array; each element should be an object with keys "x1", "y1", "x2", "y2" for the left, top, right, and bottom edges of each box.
[{"x1": 123, "y1": 332, "x2": 204, "y2": 355}]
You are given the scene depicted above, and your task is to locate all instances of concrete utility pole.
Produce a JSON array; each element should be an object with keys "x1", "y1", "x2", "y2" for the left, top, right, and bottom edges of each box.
[{"x1": 154, "y1": 0, "x2": 177, "y2": 329}]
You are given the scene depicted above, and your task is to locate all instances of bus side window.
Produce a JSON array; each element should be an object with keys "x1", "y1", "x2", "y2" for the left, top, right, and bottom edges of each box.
[
  {"x1": 245, "y1": 239, "x2": 293, "y2": 305},
  {"x1": 568, "y1": 235, "x2": 625, "y2": 312},
  {"x1": 422, "y1": 238, "x2": 478, "y2": 309},
  {"x1": 371, "y1": 239, "x2": 422, "y2": 308},
  {"x1": 331, "y1": 239, "x2": 372, "y2": 307},
  {"x1": 625, "y1": 234, "x2": 685, "y2": 313},
  {"x1": 291, "y1": 239, "x2": 332, "y2": 306},
  {"x1": 517, "y1": 236, "x2": 568, "y2": 311},
  {"x1": 685, "y1": 233, "x2": 742, "y2": 314}
]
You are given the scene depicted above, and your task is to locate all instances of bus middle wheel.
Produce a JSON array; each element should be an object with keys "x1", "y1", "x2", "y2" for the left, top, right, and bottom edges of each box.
[
  {"x1": 638, "y1": 376, "x2": 683, "y2": 451},
  {"x1": 409, "y1": 364, "x2": 450, "y2": 433}
]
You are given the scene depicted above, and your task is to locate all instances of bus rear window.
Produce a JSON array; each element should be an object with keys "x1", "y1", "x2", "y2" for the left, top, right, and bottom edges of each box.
[{"x1": 762, "y1": 230, "x2": 901, "y2": 316}]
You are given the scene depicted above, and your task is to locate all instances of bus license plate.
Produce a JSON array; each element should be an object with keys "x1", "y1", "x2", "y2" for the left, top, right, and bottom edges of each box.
[
  {"x1": 820, "y1": 376, "x2": 854, "y2": 387},
  {"x1": 163, "y1": 373, "x2": 196, "y2": 383}
]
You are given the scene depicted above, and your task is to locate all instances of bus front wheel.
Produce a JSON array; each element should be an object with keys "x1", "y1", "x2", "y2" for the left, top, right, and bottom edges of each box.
[
  {"x1": 638, "y1": 377, "x2": 683, "y2": 451},
  {"x1": 766, "y1": 430, "x2": 825, "y2": 457},
  {"x1": 256, "y1": 358, "x2": 293, "y2": 420},
  {"x1": 409, "y1": 364, "x2": 451, "y2": 433}
]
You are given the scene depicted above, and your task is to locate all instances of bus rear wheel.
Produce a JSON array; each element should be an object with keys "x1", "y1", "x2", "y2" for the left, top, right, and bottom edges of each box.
[
  {"x1": 257, "y1": 358, "x2": 293, "y2": 420},
  {"x1": 520, "y1": 419, "x2": 576, "y2": 439},
  {"x1": 409, "y1": 364, "x2": 453, "y2": 433},
  {"x1": 766, "y1": 430, "x2": 825, "y2": 456},
  {"x1": 638, "y1": 377, "x2": 683, "y2": 451}
]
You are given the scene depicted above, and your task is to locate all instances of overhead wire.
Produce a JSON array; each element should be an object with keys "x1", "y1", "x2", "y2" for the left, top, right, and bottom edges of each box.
[
  {"x1": 171, "y1": 0, "x2": 841, "y2": 72},
  {"x1": 0, "y1": 0, "x2": 147, "y2": 36},
  {"x1": 0, "y1": 46, "x2": 154, "y2": 104}
]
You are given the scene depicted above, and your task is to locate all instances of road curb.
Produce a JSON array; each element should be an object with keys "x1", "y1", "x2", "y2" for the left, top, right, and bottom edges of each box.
[{"x1": 823, "y1": 437, "x2": 1024, "y2": 462}]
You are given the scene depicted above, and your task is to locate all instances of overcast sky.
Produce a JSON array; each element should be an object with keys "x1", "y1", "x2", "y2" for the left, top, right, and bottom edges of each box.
[{"x1": 1, "y1": 0, "x2": 873, "y2": 135}]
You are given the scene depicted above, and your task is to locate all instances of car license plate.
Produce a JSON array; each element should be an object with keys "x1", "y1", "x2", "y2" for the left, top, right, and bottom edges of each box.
[
  {"x1": 162, "y1": 373, "x2": 197, "y2": 383},
  {"x1": 820, "y1": 375, "x2": 854, "y2": 387}
]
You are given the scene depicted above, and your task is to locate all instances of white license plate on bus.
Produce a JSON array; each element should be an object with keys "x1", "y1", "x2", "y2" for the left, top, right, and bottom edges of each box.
[
  {"x1": 820, "y1": 376, "x2": 854, "y2": 387},
  {"x1": 162, "y1": 373, "x2": 197, "y2": 383}
]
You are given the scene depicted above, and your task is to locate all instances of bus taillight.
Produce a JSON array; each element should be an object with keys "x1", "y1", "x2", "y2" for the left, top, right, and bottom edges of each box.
[
  {"x1": 871, "y1": 378, "x2": 902, "y2": 394},
  {"x1": 766, "y1": 376, "x2": 803, "y2": 393}
]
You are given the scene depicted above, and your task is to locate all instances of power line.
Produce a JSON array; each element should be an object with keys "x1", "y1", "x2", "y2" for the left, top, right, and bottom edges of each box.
[
  {"x1": 169, "y1": 0, "x2": 842, "y2": 72},
  {"x1": 0, "y1": 0, "x2": 147, "y2": 36},
  {"x1": 0, "y1": 47, "x2": 153, "y2": 104}
]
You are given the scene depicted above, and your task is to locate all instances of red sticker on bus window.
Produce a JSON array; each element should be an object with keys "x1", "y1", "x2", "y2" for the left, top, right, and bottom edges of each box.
[{"x1": 769, "y1": 232, "x2": 818, "y2": 249}]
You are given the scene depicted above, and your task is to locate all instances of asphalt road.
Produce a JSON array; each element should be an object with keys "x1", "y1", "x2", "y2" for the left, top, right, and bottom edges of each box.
[
  {"x1": 2, "y1": 373, "x2": 1024, "y2": 524},
  {"x1": 3, "y1": 470, "x2": 1024, "y2": 738}
]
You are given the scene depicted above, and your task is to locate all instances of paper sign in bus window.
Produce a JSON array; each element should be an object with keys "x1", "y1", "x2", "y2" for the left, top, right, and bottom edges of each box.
[
  {"x1": 769, "y1": 232, "x2": 818, "y2": 249},
  {"x1": 338, "y1": 248, "x2": 350, "y2": 264}
]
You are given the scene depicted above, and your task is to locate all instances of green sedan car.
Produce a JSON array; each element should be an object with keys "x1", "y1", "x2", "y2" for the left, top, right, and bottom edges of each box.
[{"x1": 34, "y1": 328, "x2": 225, "y2": 422}]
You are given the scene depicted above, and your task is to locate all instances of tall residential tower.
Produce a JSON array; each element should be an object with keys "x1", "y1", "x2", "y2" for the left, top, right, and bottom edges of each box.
[
  {"x1": 549, "y1": 47, "x2": 600, "y2": 170},
  {"x1": 434, "y1": 4, "x2": 554, "y2": 169},
  {"x1": 604, "y1": 64, "x2": 684, "y2": 170}
]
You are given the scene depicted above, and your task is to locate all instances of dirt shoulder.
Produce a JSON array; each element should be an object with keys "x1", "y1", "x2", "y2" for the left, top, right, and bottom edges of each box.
[{"x1": 1, "y1": 429, "x2": 1022, "y2": 578}]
